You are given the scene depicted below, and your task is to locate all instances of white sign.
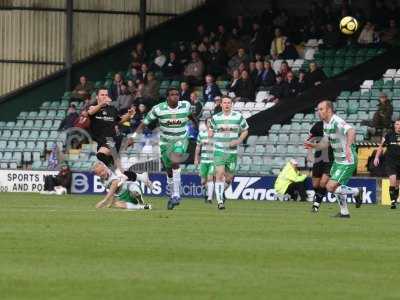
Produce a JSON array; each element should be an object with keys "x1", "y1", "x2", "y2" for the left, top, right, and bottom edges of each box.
[{"x1": 0, "y1": 170, "x2": 58, "y2": 193}]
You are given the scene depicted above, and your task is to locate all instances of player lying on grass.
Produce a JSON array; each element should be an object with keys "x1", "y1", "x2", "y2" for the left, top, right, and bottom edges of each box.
[
  {"x1": 304, "y1": 100, "x2": 363, "y2": 218},
  {"x1": 92, "y1": 161, "x2": 152, "y2": 210}
]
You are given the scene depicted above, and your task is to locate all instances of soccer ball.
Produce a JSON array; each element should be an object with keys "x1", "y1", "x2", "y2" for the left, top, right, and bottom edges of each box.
[{"x1": 340, "y1": 16, "x2": 358, "y2": 35}]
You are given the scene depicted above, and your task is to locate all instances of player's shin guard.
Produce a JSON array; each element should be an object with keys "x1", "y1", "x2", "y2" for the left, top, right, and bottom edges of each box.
[
  {"x1": 215, "y1": 181, "x2": 224, "y2": 204},
  {"x1": 389, "y1": 186, "x2": 399, "y2": 205},
  {"x1": 167, "y1": 176, "x2": 173, "y2": 196},
  {"x1": 313, "y1": 187, "x2": 326, "y2": 207},
  {"x1": 97, "y1": 153, "x2": 114, "y2": 168},
  {"x1": 172, "y1": 168, "x2": 181, "y2": 198},
  {"x1": 207, "y1": 181, "x2": 214, "y2": 201}
]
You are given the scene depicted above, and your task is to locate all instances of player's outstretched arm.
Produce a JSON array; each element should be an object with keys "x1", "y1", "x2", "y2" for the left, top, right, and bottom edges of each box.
[
  {"x1": 305, "y1": 136, "x2": 330, "y2": 150},
  {"x1": 119, "y1": 107, "x2": 135, "y2": 124},
  {"x1": 374, "y1": 137, "x2": 386, "y2": 167},
  {"x1": 95, "y1": 180, "x2": 119, "y2": 208}
]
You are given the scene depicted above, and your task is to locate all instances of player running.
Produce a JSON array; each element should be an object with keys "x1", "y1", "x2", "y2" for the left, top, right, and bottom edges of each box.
[
  {"x1": 306, "y1": 120, "x2": 334, "y2": 213},
  {"x1": 92, "y1": 161, "x2": 152, "y2": 210},
  {"x1": 194, "y1": 118, "x2": 215, "y2": 204},
  {"x1": 88, "y1": 88, "x2": 151, "y2": 187},
  {"x1": 209, "y1": 96, "x2": 249, "y2": 210},
  {"x1": 373, "y1": 119, "x2": 400, "y2": 209},
  {"x1": 131, "y1": 87, "x2": 196, "y2": 210},
  {"x1": 305, "y1": 100, "x2": 363, "y2": 218}
]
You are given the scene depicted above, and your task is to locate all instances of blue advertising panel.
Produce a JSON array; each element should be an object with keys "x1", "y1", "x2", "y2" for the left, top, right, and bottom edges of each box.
[{"x1": 72, "y1": 172, "x2": 377, "y2": 204}]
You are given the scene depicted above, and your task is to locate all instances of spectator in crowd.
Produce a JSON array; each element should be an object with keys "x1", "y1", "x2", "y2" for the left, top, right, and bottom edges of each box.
[
  {"x1": 278, "y1": 61, "x2": 291, "y2": 79},
  {"x1": 358, "y1": 22, "x2": 379, "y2": 45},
  {"x1": 190, "y1": 91, "x2": 203, "y2": 120},
  {"x1": 134, "y1": 82, "x2": 153, "y2": 108},
  {"x1": 269, "y1": 74, "x2": 286, "y2": 103},
  {"x1": 177, "y1": 42, "x2": 190, "y2": 65},
  {"x1": 296, "y1": 70, "x2": 307, "y2": 95},
  {"x1": 213, "y1": 96, "x2": 222, "y2": 114},
  {"x1": 131, "y1": 103, "x2": 148, "y2": 131},
  {"x1": 135, "y1": 42, "x2": 147, "y2": 63},
  {"x1": 184, "y1": 51, "x2": 205, "y2": 86},
  {"x1": 227, "y1": 69, "x2": 241, "y2": 97},
  {"x1": 130, "y1": 50, "x2": 143, "y2": 72},
  {"x1": 274, "y1": 159, "x2": 308, "y2": 202},
  {"x1": 137, "y1": 63, "x2": 149, "y2": 84},
  {"x1": 143, "y1": 72, "x2": 160, "y2": 102},
  {"x1": 42, "y1": 164, "x2": 72, "y2": 195},
  {"x1": 195, "y1": 24, "x2": 208, "y2": 44},
  {"x1": 203, "y1": 74, "x2": 222, "y2": 102},
  {"x1": 163, "y1": 51, "x2": 182, "y2": 80},
  {"x1": 216, "y1": 24, "x2": 228, "y2": 45},
  {"x1": 261, "y1": 60, "x2": 276, "y2": 88},
  {"x1": 363, "y1": 93, "x2": 393, "y2": 131},
  {"x1": 207, "y1": 41, "x2": 228, "y2": 78},
  {"x1": 179, "y1": 81, "x2": 191, "y2": 101},
  {"x1": 322, "y1": 23, "x2": 340, "y2": 48},
  {"x1": 305, "y1": 62, "x2": 327, "y2": 88},
  {"x1": 108, "y1": 73, "x2": 124, "y2": 101},
  {"x1": 235, "y1": 70, "x2": 255, "y2": 102},
  {"x1": 72, "y1": 76, "x2": 94, "y2": 100},
  {"x1": 252, "y1": 60, "x2": 265, "y2": 90},
  {"x1": 228, "y1": 48, "x2": 250, "y2": 74},
  {"x1": 381, "y1": 19, "x2": 398, "y2": 45},
  {"x1": 114, "y1": 83, "x2": 134, "y2": 114},
  {"x1": 250, "y1": 22, "x2": 267, "y2": 56},
  {"x1": 270, "y1": 28, "x2": 287, "y2": 59},
  {"x1": 153, "y1": 49, "x2": 167, "y2": 71},
  {"x1": 225, "y1": 27, "x2": 242, "y2": 57},
  {"x1": 127, "y1": 80, "x2": 136, "y2": 95},
  {"x1": 284, "y1": 71, "x2": 298, "y2": 97},
  {"x1": 58, "y1": 104, "x2": 79, "y2": 131},
  {"x1": 234, "y1": 15, "x2": 250, "y2": 38},
  {"x1": 280, "y1": 40, "x2": 299, "y2": 60}
]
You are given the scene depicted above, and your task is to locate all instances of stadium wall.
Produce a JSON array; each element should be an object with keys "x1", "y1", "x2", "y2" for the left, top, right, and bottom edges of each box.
[{"x1": 0, "y1": 0, "x2": 205, "y2": 97}]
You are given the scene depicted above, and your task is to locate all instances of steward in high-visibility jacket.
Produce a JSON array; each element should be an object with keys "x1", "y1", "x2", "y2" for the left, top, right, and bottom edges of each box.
[{"x1": 274, "y1": 159, "x2": 308, "y2": 201}]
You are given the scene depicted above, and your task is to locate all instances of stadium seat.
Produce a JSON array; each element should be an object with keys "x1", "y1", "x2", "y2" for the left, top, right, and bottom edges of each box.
[
  {"x1": 7, "y1": 141, "x2": 17, "y2": 151},
  {"x1": 9, "y1": 130, "x2": 21, "y2": 141}
]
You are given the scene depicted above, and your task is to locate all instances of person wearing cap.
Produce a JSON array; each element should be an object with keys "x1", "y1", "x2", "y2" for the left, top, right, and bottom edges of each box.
[
  {"x1": 58, "y1": 104, "x2": 79, "y2": 131},
  {"x1": 274, "y1": 159, "x2": 308, "y2": 201}
]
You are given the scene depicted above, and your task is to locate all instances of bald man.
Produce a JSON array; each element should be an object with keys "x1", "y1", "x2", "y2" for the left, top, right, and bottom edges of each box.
[{"x1": 305, "y1": 100, "x2": 364, "y2": 218}]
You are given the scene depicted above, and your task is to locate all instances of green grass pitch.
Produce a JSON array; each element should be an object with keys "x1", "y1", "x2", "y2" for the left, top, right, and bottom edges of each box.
[{"x1": 0, "y1": 193, "x2": 399, "y2": 300}]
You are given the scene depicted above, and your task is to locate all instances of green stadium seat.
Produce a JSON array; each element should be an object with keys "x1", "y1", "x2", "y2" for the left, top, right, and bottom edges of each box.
[
  {"x1": 32, "y1": 161, "x2": 42, "y2": 170},
  {"x1": 258, "y1": 136, "x2": 268, "y2": 144},
  {"x1": 289, "y1": 134, "x2": 300, "y2": 145},
  {"x1": 349, "y1": 91, "x2": 360, "y2": 100},
  {"x1": 41, "y1": 101, "x2": 51, "y2": 109},
  {"x1": 27, "y1": 131, "x2": 39, "y2": 141},
  {"x1": 15, "y1": 141, "x2": 26, "y2": 151},
  {"x1": 280, "y1": 124, "x2": 291, "y2": 133},
  {"x1": 347, "y1": 102, "x2": 359, "y2": 114},
  {"x1": 33, "y1": 120, "x2": 43, "y2": 130},
  {"x1": 9, "y1": 130, "x2": 21, "y2": 141},
  {"x1": 16, "y1": 111, "x2": 28, "y2": 121},
  {"x1": 277, "y1": 134, "x2": 289, "y2": 145},
  {"x1": 60, "y1": 100, "x2": 69, "y2": 109},
  {"x1": 270, "y1": 124, "x2": 281, "y2": 133},
  {"x1": 255, "y1": 145, "x2": 265, "y2": 155},
  {"x1": 6, "y1": 141, "x2": 16, "y2": 151},
  {"x1": 1, "y1": 130, "x2": 11, "y2": 139},
  {"x1": 55, "y1": 111, "x2": 66, "y2": 120},
  {"x1": 37, "y1": 131, "x2": 49, "y2": 142},
  {"x1": 14, "y1": 120, "x2": 24, "y2": 129}
]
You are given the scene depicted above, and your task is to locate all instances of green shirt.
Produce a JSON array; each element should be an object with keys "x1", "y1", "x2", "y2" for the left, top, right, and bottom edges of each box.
[
  {"x1": 143, "y1": 100, "x2": 191, "y2": 145},
  {"x1": 323, "y1": 114, "x2": 356, "y2": 165},
  {"x1": 210, "y1": 111, "x2": 249, "y2": 155},
  {"x1": 196, "y1": 130, "x2": 214, "y2": 164}
]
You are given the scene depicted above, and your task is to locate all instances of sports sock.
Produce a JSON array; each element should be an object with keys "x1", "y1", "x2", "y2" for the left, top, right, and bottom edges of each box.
[
  {"x1": 389, "y1": 186, "x2": 399, "y2": 203},
  {"x1": 313, "y1": 187, "x2": 326, "y2": 206},
  {"x1": 335, "y1": 193, "x2": 349, "y2": 215},
  {"x1": 167, "y1": 176, "x2": 173, "y2": 196},
  {"x1": 96, "y1": 153, "x2": 114, "y2": 168},
  {"x1": 335, "y1": 185, "x2": 359, "y2": 196},
  {"x1": 172, "y1": 168, "x2": 181, "y2": 198},
  {"x1": 136, "y1": 172, "x2": 148, "y2": 182},
  {"x1": 126, "y1": 202, "x2": 145, "y2": 210},
  {"x1": 207, "y1": 181, "x2": 214, "y2": 200},
  {"x1": 215, "y1": 181, "x2": 224, "y2": 204}
]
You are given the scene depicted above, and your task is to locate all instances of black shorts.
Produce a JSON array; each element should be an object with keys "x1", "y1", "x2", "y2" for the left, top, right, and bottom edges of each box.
[
  {"x1": 385, "y1": 158, "x2": 400, "y2": 176},
  {"x1": 312, "y1": 161, "x2": 332, "y2": 178},
  {"x1": 95, "y1": 135, "x2": 122, "y2": 152}
]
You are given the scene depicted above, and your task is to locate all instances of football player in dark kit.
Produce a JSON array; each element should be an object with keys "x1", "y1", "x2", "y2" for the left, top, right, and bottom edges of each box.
[
  {"x1": 306, "y1": 121, "x2": 334, "y2": 213},
  {"x1": 373, "y1": 119, "x2": 400, "y2": 209},
  {"x1": 88, "y1": 88, "x2": 150, "y2": 185}
]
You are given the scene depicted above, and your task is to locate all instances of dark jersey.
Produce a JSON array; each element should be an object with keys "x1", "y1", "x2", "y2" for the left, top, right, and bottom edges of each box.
[
  {"x1": 383, "y1": 131, "x2": 400, "y2": 158},
  {"x1": 89, "y1": 105, "x2": 121, "y2": 142},
  {"x1": 309, "y1": 121, "x2": 334, "y2": 163}
]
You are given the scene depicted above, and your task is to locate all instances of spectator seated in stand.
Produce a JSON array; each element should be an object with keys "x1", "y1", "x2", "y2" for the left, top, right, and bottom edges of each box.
[
  {"x1": 270, "y1": 28, "x2": 287, "y2": 59},
  {"x1": 260, "y1": 60, "x2": 276, "y2": 89},
  {"x1": 235, "y1": 70, "x2": 255, "y2": 102},
  {"x1": 284, "y1": 71, "x2": 299, "y2": 97},
  {"x1": 381, "y1": 19, "x2": 398, "y2": 45},
  {"x1": 358, "y1": 22, "x2": 380, "y2": 45},
  {"x1": 203, "y1": 74, "x2": 222, "y2": 102},
  {"x1": 137, "y1": 63, "x2": 149, "y2": 84},
  {"x1": 279, "y1": 40, "x2": 299, "y2": 60},
  {"x1": 152, "y1": 49, "x2": 167, "y2": 72},
  {"x1": 228, "y1": 47, "x2": 250, "y2": 74},
  {"x1": 207, "y1": 41, "x2": 228, "y2": 78},
  {"x1": 268, "y1": 74, "x2": 286, "y2": 103},
  {"x1": 296, "y1": 69, "x2": 307, "y2": 95},
  {"x1": 322, "y1": 23, "x2": 340, "y2": 48},
  {"x1": 251, "y1": 60, "x2": 265, "y2": 90},
  {"x1": 108, "y1": 73, "x2": 124, "y2": 101},
  {"x1": 142, "y1": 72, "x2": 160, "y2": 102},
  {"x1": 72, "y1": 75, "x2": 94, "y2": 100},
  {"x1": 163, "y1": 51, "x2": 182, "y2": 80},
  {"x1": 179, "y1": 81, "x2": 191, "y2": 101},
  {"x1": 58, "y1": 104, "x2": 79, "y2": 131},
  {"x1": 190, "y1": 91, "x2": 203, "y2": 120},
  {"x1": 305, "y1": 62, "x2": 327, "y2": 88},
  {"x1": 114, "y1": 83, "x2": 134, "y2": 114},
  {"x1": 184, "y1": 51, "x2": 205, "y2": 86},
  {"x1": 362, "y1": 92, "x2": 393, "y2": 133}
]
